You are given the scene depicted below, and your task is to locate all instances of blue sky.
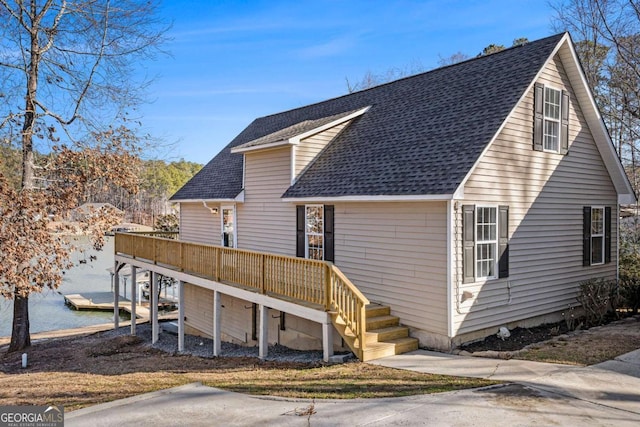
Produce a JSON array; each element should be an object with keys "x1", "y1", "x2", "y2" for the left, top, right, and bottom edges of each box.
[{"x1": 140, "y1": 0, "x2": 558, "y2": 163}]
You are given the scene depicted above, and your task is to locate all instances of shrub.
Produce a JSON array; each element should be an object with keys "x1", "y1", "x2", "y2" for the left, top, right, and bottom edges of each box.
[
  {"x1": 154, "y1": 213, "x2": 179, "y2": 232},
  {"x1": 619, "y1": 275, "x2": 640, "y2": 314},
  {"x1": 577, "y1": 278, "x2": 617, "y2": 326},
  {"x1": 619, "y1": 251, "x2": 640, "y2": 314}
]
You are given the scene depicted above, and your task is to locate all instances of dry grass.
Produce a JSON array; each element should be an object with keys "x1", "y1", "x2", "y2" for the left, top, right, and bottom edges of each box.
[
  {"x1": 0, "y1": 333, "x2": 496, "y2": 411},
  {"x1": 515, "y1": 316, "x2": 640, "y2": 366}
]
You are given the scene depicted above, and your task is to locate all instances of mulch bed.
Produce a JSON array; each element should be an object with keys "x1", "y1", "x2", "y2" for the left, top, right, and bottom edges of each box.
[{"x1": 459, "y1": 322, "x2": 571, "y2": 353}]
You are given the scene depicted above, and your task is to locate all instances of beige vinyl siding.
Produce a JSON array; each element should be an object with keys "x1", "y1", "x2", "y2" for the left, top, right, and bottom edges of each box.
[
  {"x1": 453, "y1": 54, "x2": 618, "y2": 335},
  {"x1": 183, "y1": 283, "x2": 252, "y2": 343},
  {"x1": 334, "y1": 202, "x2": 449, "y2": 335},
  {"x1": 179, "y1": 202, "x2": 220, "y2": 245},
  {"x1": 294, "y1": 121, "x2": 349, "y2": 179},
  {"x1": 237, "y1": 147, "x2": 296, "y2": 256}
]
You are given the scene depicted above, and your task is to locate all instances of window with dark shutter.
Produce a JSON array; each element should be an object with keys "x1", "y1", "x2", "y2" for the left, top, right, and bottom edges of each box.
[
  {"x1": 296, "y1": 205, "x2": 305, "y2": 258},
  {"x1": 462, "y1": 205, "x2": 475, "y2": 283},
  {"x1": 324, "y1": 205, "x2": 334, "y2": 262},
  {"x1": 463, "y1": 204, "x2": 509, "y2": 282},
  {"x1": 498, "y1": 205, "x2": 509, "y2": 278},
  {"x1": 583, "y1": 206, "x2": 591, "y2": 266},
  {"x1": 297, "y1": 204, "x2": 334, "y2": 261},
  {"x1": 560, "y1": 90, "x2": 570, "y2": 155},
  {"x1": 583, "y1": 206, "x2": 612, "y2": 266},
  {"x1": 605, "y1": 206, "x2": 611, "y2": 263},
  {"x1": 533, "y1": 83, "x2": 570, "y2": 155},
  {"x1": 533, "y1": 83, "x2": 544, "y2": 152}
]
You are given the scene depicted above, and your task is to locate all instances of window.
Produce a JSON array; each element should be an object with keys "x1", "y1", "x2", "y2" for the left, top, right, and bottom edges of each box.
[
  {"x1": 543, "y1": 87, "x2": 561, "y2": 152},
  {"x1": 296, "y1": 205, "x2": 334, "y2": 262},
  {"x1": 305, "y1": 205, "x2": 324, "y2": 260},
  {"x1": 476, "y1": 207, "x2": 498, "y2": 279},
  {"x1": 463, "y1": 205, "x2": 508, "y2": 283},
  {"x1": 590, "y1": 207, "x2": 604, "y2": 265},
  {"x1": 533, "y1": 83, "x2": 569, "y2": 155},
  {"x1": 583, "y1": 206, "x2": 611, "y2": 266}
]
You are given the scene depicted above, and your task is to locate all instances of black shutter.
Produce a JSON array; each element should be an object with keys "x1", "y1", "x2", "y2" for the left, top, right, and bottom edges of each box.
[
  {"x1": 296, "y1": 205, "x2": 305, "y2": 258},
  {"x1": 324, "y1": 205, "x2": 334, "y2": 262},
  {"x1": 583, "y1": 206, "x2": 591, "y2": 266},
  {"x1": 560, "y1": 90, "x2": 570, "y2": 155},
  {"x1": 498, "y1": 205, "x2": 509, "y2": 278},
  {"x1": 462, "y1": 205, "x2": 475, "y2": 284},
  {"x1": 533, "y1": 83, "x2": 544, "y2": 152},
  {"x1": 605, "y1": 206, "x2": 612, "y2": 263}
]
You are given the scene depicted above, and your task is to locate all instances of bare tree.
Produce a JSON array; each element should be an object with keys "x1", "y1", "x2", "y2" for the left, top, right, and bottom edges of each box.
[
  {"x1": 437, "y1": 51, "x2": 471, "y2": 67},
  {"x1": 553, "y1": 0, "x2": 640, "y2": 194},
  {"x1": 0, "y1": 0, "x2": 168, "y2": 351},
  {"x1": 347, "y1": 38, "x2": 530, "y2": 93},
  {"x1": 346, "y1": 61, "x2": 426, "y2": 93}
]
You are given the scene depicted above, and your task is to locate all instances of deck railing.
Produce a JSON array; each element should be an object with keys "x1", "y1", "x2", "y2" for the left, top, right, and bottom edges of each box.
[{"x1": 114, "y1": 232, "x2": 369, "y2": 355}]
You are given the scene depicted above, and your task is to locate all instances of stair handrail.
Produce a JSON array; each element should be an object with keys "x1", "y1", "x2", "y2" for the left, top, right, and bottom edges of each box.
[{"x1": 326, "y1": 263, "x2": 370, "y2": 358}]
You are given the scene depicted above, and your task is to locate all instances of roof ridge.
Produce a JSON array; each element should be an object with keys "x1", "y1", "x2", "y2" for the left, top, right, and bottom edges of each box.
[{"x1": 255, "y1": 32, "x2": 567, "y2": 122}]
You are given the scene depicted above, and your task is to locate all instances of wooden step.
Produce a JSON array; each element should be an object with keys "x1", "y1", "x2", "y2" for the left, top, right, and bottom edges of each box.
[
  {"x1": 365, "y1": 325, "x2": 409, "y2": 344},
  {"x1": 331, "y1": 303, "x2": 419, "y2": 361},
  {"x1": 366, "y1": 314, "x2": 399, "y2": 330},
  {"x1": 361, "y1": 337, "x2": 419, "y2": 361},
  {"x1": 365, "y1": 304, "x2": 390, "y2": 318}
]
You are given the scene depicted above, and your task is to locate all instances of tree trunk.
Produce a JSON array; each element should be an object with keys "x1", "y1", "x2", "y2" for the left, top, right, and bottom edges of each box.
[
  {"x1": 10, "y1": 8, "x2": 40, "y2": 351},
  {"x1": 8, "y1": 294, "x2": 31, "y2": 352}
]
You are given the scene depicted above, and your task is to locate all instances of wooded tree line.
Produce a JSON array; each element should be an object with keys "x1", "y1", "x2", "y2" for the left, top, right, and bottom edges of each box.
[
  {"x1": 553, "y1": 0, "x2": 640, "y2": 193},
  {"x1": 0, "y1": 0, "x2": 169, "y2": 351},
  {"x1": 0, "y1": 143, "x2": 201, "y2": 225}
]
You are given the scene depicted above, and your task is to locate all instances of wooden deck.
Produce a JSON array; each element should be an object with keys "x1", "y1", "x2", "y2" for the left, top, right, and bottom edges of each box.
[
  {"x1": 113, "y1": 232, "x2": 418, "y2": 361},
  {"x1": 64, "y1": 292, "x2": 176, "y2": 319}
]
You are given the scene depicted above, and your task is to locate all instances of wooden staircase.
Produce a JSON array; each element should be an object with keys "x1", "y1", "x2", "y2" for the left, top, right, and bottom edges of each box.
[{"x1": 332, "y1": 303, "x2": 419, "y2": 361}]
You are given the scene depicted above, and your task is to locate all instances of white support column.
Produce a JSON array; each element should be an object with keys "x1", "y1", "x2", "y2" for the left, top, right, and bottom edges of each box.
[
  {"x1": 130, "y1": 265, "x2": 137, "y2": 335},
  {"x1": 322, "y1": 322, "x2": 334, "y2": 362},
  {"x1": 113, "y1": 261, "x2": 120, "y2": 330},
  {"x1": 213, "y1": 291, "x2": 221, "y2": 357},
  {"x1": 259, "y1": 304, "x2": 268, "y2": 359},
  {"x1": 178, "y1": 280, "x2": 185, "y2": 352},
  {"x1": 151, "y1": 272, "x2": 159, "y2": 344}
]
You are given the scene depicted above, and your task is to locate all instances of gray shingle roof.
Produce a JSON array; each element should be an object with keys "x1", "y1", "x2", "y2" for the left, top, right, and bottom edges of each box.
[
  {"x1": 171, "y1": 33, "x2": 564, "y2": 201},
  {"x1": 233, "y1": 109, "x2": 364, "y2": 151}
]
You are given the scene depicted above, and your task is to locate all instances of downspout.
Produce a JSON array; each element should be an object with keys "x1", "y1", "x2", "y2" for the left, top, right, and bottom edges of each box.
[
  {"x1": 447, "y1": 200, "x2": 455, "y2": 340},
  {"x1": 617, "y1": 203, "x2": 620, "y2": 282},
  {"x1": 202, "y1": 200, "x2": 218, "y2": 215}
]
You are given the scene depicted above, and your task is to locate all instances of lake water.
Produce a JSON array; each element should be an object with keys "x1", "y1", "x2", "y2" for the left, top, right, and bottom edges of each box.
[{"x1": 0, "y1": 236, "x2": 127, "y2": 338}]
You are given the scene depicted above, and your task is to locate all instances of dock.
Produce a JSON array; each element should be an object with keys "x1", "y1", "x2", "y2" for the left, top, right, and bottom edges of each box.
[{"x1": 63, "y1": 292, "x2": 177, "y2": 320}]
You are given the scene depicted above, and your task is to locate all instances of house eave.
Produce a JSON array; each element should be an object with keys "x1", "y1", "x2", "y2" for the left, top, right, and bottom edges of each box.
[
  {"x1": 282, "y1": 194, "x2": 455, "y2": 203},
  {"x1": 171, "y1": 191, "x2": 245, "y2": 204},
  {"x1": 231, "y1": 140, "x2": 290, "y2": 154},
  {"x1": 231, "y1": 106, "x2": 371, "y2": 154}
]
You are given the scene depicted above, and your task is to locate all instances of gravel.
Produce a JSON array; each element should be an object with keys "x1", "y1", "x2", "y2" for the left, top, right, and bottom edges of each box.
[{"x1": 104, "y1": 322, "x2": 344, "y2": 364}]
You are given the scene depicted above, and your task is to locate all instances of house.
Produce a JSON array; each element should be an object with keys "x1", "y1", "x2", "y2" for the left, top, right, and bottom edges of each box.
[
  {"x1": 71, "y1": 202, "x2": 124, "y2": 221},
  {"x1": 114, "y1": 32, "x2": 635, "y2": 361}
]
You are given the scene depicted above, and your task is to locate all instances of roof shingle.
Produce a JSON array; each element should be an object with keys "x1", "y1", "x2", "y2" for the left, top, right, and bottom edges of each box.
[{"x1": 171, "y1": 33, "x2": 564, "y2": 201}]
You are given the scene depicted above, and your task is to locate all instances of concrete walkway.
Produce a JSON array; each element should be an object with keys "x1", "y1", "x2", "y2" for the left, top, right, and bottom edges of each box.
[
  {"x1": 66, "y1": 348, "x2": 640, "y2": 426},
  {"x1": 372, "y1": 348, "x2": 640, "y2": 415}
]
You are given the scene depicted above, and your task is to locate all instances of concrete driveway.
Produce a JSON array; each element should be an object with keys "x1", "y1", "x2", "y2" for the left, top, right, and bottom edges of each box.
[{"x1": 66, "y1": 348, "x2": 640, "y2": 426}]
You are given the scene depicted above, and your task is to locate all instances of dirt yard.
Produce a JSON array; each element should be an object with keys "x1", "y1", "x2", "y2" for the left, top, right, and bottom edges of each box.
[
  {"x1": 1, "y1": 315, "x2": 639, "y2": 411},
  {"x1": 0, "y1": 327, "x2": 494, "y2": 411},
  {"x1": 460, "y1": 314, "x2": 640, "y2": 365}
]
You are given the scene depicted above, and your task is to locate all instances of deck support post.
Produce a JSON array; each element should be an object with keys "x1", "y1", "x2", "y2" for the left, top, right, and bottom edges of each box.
[
  {"x1": 322, "y1": 322, "x2": 334, "y2": 362},
  {"x1": 213, "y1": 290, "x2": 221, "y2": 357},
  {"x1": 113, "y1": 261, "x2": 120, "y2": 330},
  {"x1": 130, "y1": 265, "x2": 137, "y2": 335},
  {"x1": 151, "y1": 271, "x2": 159, "y2": 344},
  {"x1": 178, "y1": 280, "x2": 185, "y2": 352},
  {"x1": 259, "y1": 304, "x2": 268, "y2": 359}
]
